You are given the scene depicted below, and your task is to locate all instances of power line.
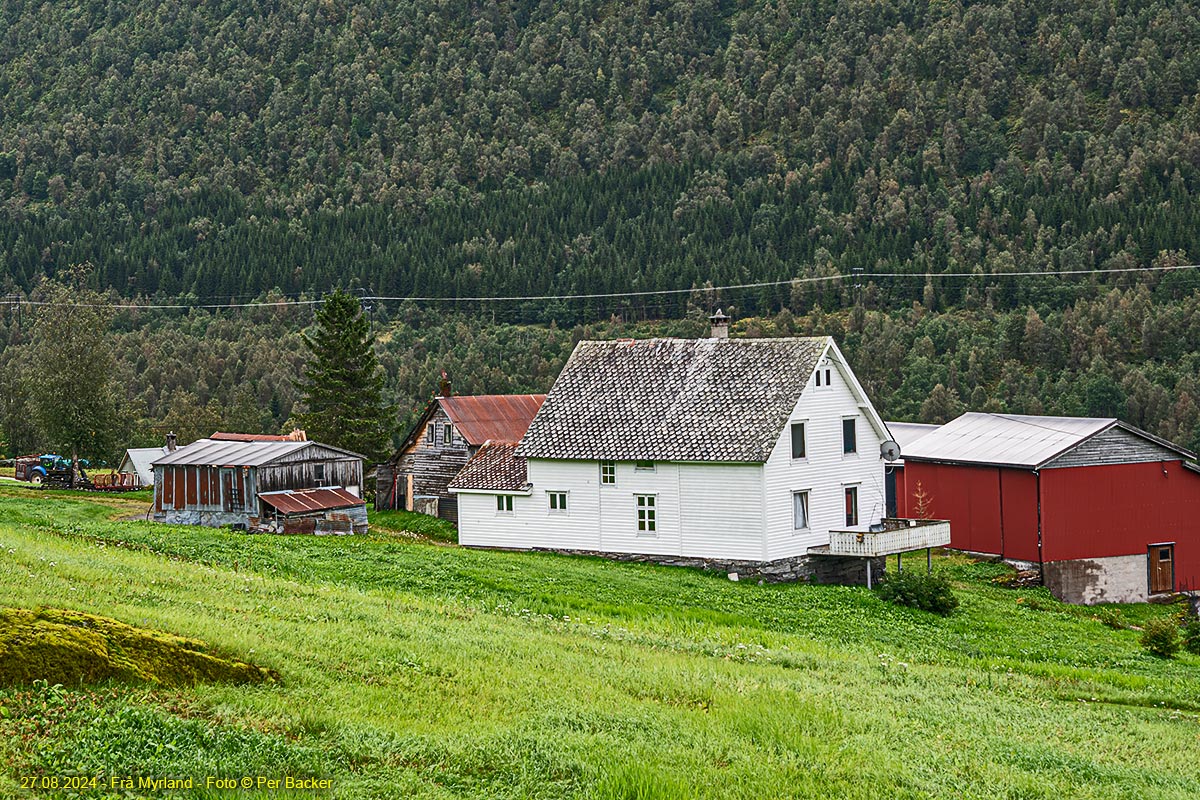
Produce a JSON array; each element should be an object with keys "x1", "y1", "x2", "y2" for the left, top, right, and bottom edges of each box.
[{"x1": 5, "y1": 262, "x2": 1199, "y2": 309}]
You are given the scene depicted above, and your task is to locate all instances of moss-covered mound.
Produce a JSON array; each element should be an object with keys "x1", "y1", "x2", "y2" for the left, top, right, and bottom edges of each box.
[{"x1": 0, "y1": 608, "x2": 279, "y2": 687}]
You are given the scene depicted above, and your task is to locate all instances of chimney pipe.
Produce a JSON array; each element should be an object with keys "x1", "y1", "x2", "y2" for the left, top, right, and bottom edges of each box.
[
  {"x1": 166, "y1": 432, "x2": 177, "y2": 452},
  {"x1": 439, "y1": 371, "x2": 452, "y2": 397},
  {"x1": 709, "y1": 309, "x2": 730, "y2": 339}
]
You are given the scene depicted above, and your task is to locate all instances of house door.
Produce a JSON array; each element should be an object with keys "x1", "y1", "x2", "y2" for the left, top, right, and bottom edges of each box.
[{"x1": 1148, "y1": 544, "x2": 1175, "y2": 594}]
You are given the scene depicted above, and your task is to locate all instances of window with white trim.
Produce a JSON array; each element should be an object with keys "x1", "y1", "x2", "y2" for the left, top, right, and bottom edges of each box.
[
  {"x1": 314, "y1": 463, "x2": 325, "y2": 482},
  {"x1": 635, "y1": 494, "x2": 656, "y2": 533},
  {"x1": 600, "y1": 461, "x2": 616, "y2": 484},
  {"x1": 815, "y1": 367, "x2": 832, "y2": 389},
  {"x1": 792, "y1": 491, "x2": 810, "y2": 530},
  {"x1": 634, "y1": 461, "x2": 655, "y2": 472},
  {"x1": 842, "y1": 418, "x2": 857, "y2": 454},
  {"x1": 790, "y1": 422, "x2": 806, "y2": 459},
  {"x1": 548, "y1": 492, "x2": 568, "y2": 512},
  {"x1": 496, "y1": 495, "x2": 513, "y2": 514},
  {"x1": 844, "y1": 486, "x2": 859, "y2": 526}
]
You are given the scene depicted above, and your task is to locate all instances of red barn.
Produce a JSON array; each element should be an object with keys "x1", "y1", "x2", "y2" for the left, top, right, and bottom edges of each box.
[{"x1": 901, "y1": 413, "x2": 1200, "y2": 604}]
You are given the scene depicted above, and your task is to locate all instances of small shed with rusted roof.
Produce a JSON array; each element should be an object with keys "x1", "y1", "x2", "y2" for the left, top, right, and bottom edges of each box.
[{"x1": 376, "y1": 387, "x2": 546, "y2": 521}]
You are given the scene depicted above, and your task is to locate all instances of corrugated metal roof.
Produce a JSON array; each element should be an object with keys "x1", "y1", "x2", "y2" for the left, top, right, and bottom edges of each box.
[
  {"x1": 901, "y1": 413, "x2": 1117, "y2": 468},
  {"x1": 516, "y1": 337, "x2": 829, "y2": 462},
  {"x1": 119, "y1": 447, "x2": 168, "y2": 485},
  {"x1": 886, "y1": 422, "x2": 941, "y2": 451},
  {"x1": 438, "y1": 395, "x2": 546, "y2": 445},
  {"x1": 259, "y1": 487, "x2": 364, "y2": 515},
  {"x1": 448, "y1": 441, "x2": 528, "y2": 492},
  {"x1": 151, "y1": 439, "x2": 362, "y2": 467}
]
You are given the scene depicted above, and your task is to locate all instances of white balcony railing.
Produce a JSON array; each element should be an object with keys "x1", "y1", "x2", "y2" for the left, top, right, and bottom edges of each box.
[{"x1": 825, "y1": 518, "x2": 951, "y2": 558}]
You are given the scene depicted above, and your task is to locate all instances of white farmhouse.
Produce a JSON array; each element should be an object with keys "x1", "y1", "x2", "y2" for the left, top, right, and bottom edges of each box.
[{"x1": 449, "y1": 319, "x2": 939, "y2": 582}]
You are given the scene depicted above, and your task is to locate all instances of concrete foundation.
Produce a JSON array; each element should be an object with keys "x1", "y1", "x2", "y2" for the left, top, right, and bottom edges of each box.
[
  {"x1": 1043, "y1": 554, "x2": 1148, "y2": 605},
  {"x1": 154, "y1": 510, "x2": 251, "y2": 528},
  {"x1": 519, "y1": 548, "x2": 886, "y2": 585}
]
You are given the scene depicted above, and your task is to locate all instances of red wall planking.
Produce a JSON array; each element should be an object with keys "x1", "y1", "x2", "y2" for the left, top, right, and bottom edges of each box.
[
  {"x1": 1040, "y1": 461, "x2": 1200, "y2": 591},
  {"x1": 903, "y1": 461, "x2": 1006, "y2": 555},
  {"x1": 998, "y1": 469, "x2": 1040, "y2": 563}
]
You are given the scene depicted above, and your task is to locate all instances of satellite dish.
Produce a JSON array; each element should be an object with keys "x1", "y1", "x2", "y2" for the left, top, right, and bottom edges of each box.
[{"x1": 880, "y1": 440, "x2": 901, "y2": 462}]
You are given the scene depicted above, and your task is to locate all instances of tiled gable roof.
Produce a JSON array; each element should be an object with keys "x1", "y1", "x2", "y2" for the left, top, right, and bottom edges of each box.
[
  {"x1": 448, "y1": 441, "x2": 528, "y2": 492},
  {"x1": 516, "y1": 337, "x2": 828, "y2": 462}
]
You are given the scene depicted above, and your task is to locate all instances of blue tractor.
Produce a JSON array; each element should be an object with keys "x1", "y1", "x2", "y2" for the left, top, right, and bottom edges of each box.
[{"x1": 22, "y1": 454, "x2": 93, "y2": 489}]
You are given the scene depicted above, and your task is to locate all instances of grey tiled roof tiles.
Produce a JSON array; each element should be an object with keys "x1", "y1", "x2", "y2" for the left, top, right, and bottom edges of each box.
[
  {"x1": 516, "y1": 337, "x2": 828, "y2": 462},
  {"x1": 448, "y1": 441, "x2": 528, "y2": 492}
]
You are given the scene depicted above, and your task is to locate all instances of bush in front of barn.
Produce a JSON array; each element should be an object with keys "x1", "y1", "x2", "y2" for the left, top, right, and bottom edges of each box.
[
  {"x1": 875, "y1": 571, "x2": 958, "y2": 616},
  {"x1": 1140, "y1": 616, "x2": 1182, "y2": 659}
]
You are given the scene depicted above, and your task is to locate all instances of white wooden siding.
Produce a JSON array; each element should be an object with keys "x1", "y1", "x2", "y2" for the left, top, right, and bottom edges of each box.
[
  {"x1": 457, "y1": 459, "x2": 766, "y2": 558},
  {"x1": 763, "y1": 353, "x2": 887, "y2": 560}
]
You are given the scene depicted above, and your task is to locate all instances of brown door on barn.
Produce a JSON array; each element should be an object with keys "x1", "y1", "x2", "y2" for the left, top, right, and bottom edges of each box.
[{"x1": 1148, "y1": 544, "x2": 1175, "y2": 595}]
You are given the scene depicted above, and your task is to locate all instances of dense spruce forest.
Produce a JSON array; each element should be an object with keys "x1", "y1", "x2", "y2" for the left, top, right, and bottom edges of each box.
[
  {"x1": 2, "y1": 0, "x2": 1200, "y2": 459},
  {"x1": 1, "y1": 0, "x2": 1199, "y2": 311}
]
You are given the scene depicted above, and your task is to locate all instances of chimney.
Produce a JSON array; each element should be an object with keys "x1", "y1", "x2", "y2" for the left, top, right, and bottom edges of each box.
[
  {"x1": 439, "y1": 371, "x2": 452, "y2": 397},
  {"x1": 166, "y1": 432, "x2": 177, "y2": 452},
  {"x1": 709, "y1": 309, "x2": 730, "y2": 339}
]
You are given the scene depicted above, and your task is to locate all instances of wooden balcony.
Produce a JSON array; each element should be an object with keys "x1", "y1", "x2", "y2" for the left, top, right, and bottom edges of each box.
[{"x1": 815, "y1": 518, "x2": 951, "y2": 558}]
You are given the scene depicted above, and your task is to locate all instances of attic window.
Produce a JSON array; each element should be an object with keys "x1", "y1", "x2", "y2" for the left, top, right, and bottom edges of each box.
[
  {"x1": 444, "y1": 424, "x2": 454, "y2": 445},
  {"x1": 314, "y1": 463, "x2": 325, "y2": 482},
  {"x1": 426, "y1": 424, "x2": 436, "y2": 444},
  {"x1": 816, "y1": 368, "x2": 832, "y2": 388},
  {"x1": 634, "y1": 461, "x2": 655, "y2": 472}
]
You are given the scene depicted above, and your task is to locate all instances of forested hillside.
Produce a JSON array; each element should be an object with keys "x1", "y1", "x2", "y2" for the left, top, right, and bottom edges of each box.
[{"x1": 2, "y1": 0, "x2": 1199, "y2": 313}]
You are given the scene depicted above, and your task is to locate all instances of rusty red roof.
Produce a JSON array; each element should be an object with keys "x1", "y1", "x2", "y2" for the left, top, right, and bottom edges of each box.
[
  {"x1": 437, "y1": 395, "x2": 546, "y2": 445},
  {"x1": 258, "y1": 487, "x2": 365, "y2": 515},
  {"x1": 448, "y1": 441, "x2": 528, "y2": 492}
]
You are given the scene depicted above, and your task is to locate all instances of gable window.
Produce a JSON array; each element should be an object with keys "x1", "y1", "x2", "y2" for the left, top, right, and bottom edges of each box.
[
  {"x1": 600, "y1": 461, "x2": 616, "y2": 484},
  {"x1": 636, "y1": 494, "x2": 656, "y2": 533},
  {"x1": 816, "y1": 368, "x2": 832, "y2": 388},
  {"x1": 792, "y1": 491, "x2": 810, "y2": 530},
  {"x1": 443, "y1": 424, "x2": 454, "y2": 445},
  {"x1": 842, "y1": 418, "x2": 857, "y2": 454},
  {"x1": 634, "y1": 461, "x2": 655, "y2": 472},
  {"x1": 844, "y1": 487, "x2": 859, "y2": 526},
  {"x1": 548, "y1": 492, "x2": 568, "y2": 512},
  {"x1": 426, "y1": 424, "x2": 436, "y2": 444},
  {"x1": 790, "y1": 422, "x2": 807, "y2": 459},
  {"x1": 314, "y1": 463, "x2": 326, "y2": 483},
  {"x1": 496, "y1": 495, "x2": 513, "y2": 514}
]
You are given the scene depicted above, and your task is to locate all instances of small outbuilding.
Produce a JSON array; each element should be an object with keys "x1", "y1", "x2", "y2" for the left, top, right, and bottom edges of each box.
[
  {"x1": 151, "y1": 438, "x2": 365, "y2": 530},
  {"x1": 118, "y1": 447, "x2": 169, "y2": 488},
  {"x1": 375, "y1": 386, "x2": 546, "y2": 521},
  {"x1": 901, "y1": 412, "x2": 1200, "y2": 603},
  {"x1": 258, "y1": 487, "x2": 368, "y2": 534}
]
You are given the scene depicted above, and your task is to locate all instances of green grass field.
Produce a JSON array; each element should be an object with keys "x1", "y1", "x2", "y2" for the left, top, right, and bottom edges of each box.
[{"x1": 1, "y1": 486, "x2": 1198, "y2": 799}]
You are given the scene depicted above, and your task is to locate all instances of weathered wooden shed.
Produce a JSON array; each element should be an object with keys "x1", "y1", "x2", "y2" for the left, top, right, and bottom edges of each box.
[
  {"x1": 376, "y1": 391, "x2": 546, "y2": 521},
  {"x1": 151, "y1": 439, "x2": 364, "y2": 529},
  {"x1": 902, "y1": 413, "x2": 1200, "y2": 603}
]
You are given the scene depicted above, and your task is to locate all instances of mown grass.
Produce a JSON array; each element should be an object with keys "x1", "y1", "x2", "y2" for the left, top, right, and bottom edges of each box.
[{"x1": 1, "y1": 485, "x2": 1198, "y2": 799}]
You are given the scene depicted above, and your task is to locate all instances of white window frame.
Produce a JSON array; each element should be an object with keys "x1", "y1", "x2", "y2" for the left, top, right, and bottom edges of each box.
[
  {"x1": 314, "y1": 463, "x2": 326, "y2": 483},
  {"x1": 600, "y1": 460, "x2": 616, "y2": 485},
  {"x1": 634, "y1": 461, "x2": 655, "y2": 472},
  {"x1": 790, "y1": 421, "x2": 807, "y2": 460},
  {"x1": 426, "y1": 423, "x2": 436, "y2": 444},
  {"x1": 496, "y1": 494, "x2": 514, "y2": 515},
  {"x1": 815, "y1": 366, "x2": 832, "y2": 389},
  {"x1": 844, "y1": 485, "x2": 859, "y2": 527},
  {"x1": 548, "y1": 491, "x2": 569, "y2": 513},
  {"x1": 635, "y1": 493, "x2": 657, "y2": 535},
  {"x1": 842, "y1": 416, "x2": 858, "y2": 456},
  {"x1": 792, "y1": 490, "x2": 810, "y2": 531}
]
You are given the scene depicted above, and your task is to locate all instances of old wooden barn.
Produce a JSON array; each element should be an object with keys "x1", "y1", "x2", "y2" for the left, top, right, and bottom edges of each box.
[
  {"x1": 152, "y1": 438, "x2": 365, "y2": 529},
  {"x1": 376, "y1": 389, "x2": 546, "y2": 522}
]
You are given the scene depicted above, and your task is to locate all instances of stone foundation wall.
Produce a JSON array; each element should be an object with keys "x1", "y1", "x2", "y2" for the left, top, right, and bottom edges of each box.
[
  {"x1": 1043, "y1": 554, "x2": 1148, "y2": 604},
  {"x1": 524, "y1": 548, "x2": 886, "y2": 586},
  {"x1": 154, "y1": 510, "x2": 251, "y2": 528}
]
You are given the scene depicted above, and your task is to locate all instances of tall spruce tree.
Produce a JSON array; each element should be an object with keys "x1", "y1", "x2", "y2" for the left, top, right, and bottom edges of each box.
[{"x1": 295, "y1": 291, "x2": 394, "y2": 462}]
